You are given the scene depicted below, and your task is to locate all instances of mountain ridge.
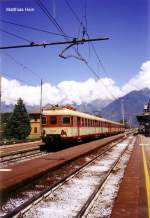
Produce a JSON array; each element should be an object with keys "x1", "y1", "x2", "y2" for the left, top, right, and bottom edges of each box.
[{"x1": 100, "y1": 88, "x2": 150, "y2": 125}]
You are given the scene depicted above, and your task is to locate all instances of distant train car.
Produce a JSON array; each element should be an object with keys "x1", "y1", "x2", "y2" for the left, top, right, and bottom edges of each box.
[{"x1": 42, "y1": 105, "x2": 125, "y2": 145}]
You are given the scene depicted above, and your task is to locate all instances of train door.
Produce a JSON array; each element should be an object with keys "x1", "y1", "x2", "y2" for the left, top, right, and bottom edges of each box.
[{"x1": 77, "y1": 117, "x2": 81, "y2": 140}]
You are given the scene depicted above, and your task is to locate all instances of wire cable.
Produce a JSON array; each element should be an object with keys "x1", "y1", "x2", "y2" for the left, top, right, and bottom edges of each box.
[
  {"x1": 0, "y1": 28, "x2": 32, "y2": 43},
  {"x1": 2, "y1": 72, "x2": 36, "y2": 86},
  {"x1": 35, "y1": 0, "x2": 67, "y2": 37},
  {"x1": 0, "y1": 19, "x2": 74, "y2": 39},
  {"x1": 35, "y1": 0, "x2": 116, "y2": 100},
  {"x1": 2, "y1": 51, "x2": 41, "y2": 80},
  {"x1": 64, "y1": 0, "x2": 109, "y2": 76},
  {"x1": 64, "y1": 0, "x2": 117, "y2": 100}
]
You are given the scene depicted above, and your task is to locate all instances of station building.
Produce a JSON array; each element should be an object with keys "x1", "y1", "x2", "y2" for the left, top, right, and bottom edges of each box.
[
  {"x1": 136, "y1": 100, "x2": 150, "y2": 136},
  {"x1": 29, "y1": 110, "x2": 41, "y2": 139}
]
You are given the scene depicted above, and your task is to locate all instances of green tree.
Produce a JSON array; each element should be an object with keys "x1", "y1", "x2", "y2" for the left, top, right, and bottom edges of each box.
[
  {"x1": 5, "y1": 98, "x2": 31, "y2": 140},
  {"x1": 2, "y1": 112, "x2": 12, "y2": 138}
]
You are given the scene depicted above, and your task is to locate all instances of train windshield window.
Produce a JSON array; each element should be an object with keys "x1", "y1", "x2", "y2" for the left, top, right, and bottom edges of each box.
[
  {"x1": 42, "y1": 116, "x2": 46, "y2": 125},
  {"x1": 62, "y1": 116, "x2": 71, "y2": 124},
  {"x1": 50, "y1": 116, "x2": 57, "y2": 124}
]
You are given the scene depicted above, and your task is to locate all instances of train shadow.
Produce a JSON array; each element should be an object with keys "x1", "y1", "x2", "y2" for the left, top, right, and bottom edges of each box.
[{"x1": 41, "y1": 135, "x2": 113, "y2": 153}]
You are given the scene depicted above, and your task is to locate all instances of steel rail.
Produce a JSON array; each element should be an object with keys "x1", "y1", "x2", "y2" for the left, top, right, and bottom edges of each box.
[
  {"x1": 0, "y1": 150, "x2": 46, "y2": 167},
  {"x1": 1, "y1": 135, "x2": 128, "y2": 218},
  {"x1": 75, "y1": 137, "x2": 133, "y2": 218}
]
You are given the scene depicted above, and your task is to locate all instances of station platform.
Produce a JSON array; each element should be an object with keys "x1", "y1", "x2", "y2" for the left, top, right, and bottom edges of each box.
[
  {"x1": 111, "y1": 134, "x2": 150, "y2": 218},
  {"x1": 0, "y1": 134, "x2": 124, "y2": 194}
]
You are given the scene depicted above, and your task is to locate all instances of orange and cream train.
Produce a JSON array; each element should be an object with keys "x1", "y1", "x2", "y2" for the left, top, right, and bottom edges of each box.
[{"x1": 42, "y1": 105, "x2": 125, "y2": 145}]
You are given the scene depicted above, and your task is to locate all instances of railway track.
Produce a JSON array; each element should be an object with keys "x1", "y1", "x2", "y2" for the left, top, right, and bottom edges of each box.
[
  {"x1": 0, "y1": 134, "x2": 135, "y2": 218},
  {"x1": 0, "y1": 149, "x2": 47, "y2": 167}
]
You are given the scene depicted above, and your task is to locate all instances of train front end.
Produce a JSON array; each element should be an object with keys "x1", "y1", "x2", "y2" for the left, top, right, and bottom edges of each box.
[{"x1": 41, "y1": 107, "x2": 74, "y2": 145}]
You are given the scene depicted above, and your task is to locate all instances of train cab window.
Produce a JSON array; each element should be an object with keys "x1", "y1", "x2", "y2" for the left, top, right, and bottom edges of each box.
[
  {"x1": 42, "y1": 116, "x2": 47, "y2": 125},
  {"x1": 50, "y1": 116, "x2": 57, "y2": 124},
  {"x1": 62, "y1": 116, "x2": 71, "y2": 124}
]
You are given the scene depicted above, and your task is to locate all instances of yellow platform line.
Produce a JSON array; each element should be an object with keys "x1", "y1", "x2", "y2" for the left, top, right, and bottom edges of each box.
[{"x1": 140, "y1": 135, "x2": 150, "y2": 218}]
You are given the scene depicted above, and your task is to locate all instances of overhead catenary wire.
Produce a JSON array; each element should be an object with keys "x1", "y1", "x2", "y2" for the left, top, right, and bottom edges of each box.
[
  {"x1": 35, "y1": 0, "x2": 116, "y2": 100},
  {"x1": 64, "y1": 0, "x2": 117, "y2": 100},
  {"x1": 1, "y1": 71, "x2": 37, "y2": 87},
  {"x1": 0, "y1": 28, "x2": 32, "y2": 43},
  {"x1": 36, "y1": 0, "x2": 109, "y2": 79},
  {"x1": 0, "y1": 19, "x2": 74, "y2": 39},
  {"x1": 64, "y1": 0, "x2": 109, "y2": 78},
  {"x1": 34, "y1": 0, "x2": 86, "y2": 62},
  {"x1": 2, "y1": 51, "x2": 42, "y2": 80},
  {"x1": 83, "y1": 0, "x2": 91, "y2": 61},
  {"x1": 35, "y1": 0, "x2": 67, "y2": 38},
  {"x1": 35, "y1": 0, "x2": 97, "y2": 64},
  {"x1": 2, "y1": 1, "x2": 114, "y2": 100}
]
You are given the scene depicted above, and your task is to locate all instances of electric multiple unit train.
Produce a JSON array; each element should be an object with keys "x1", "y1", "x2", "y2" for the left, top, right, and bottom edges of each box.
[{"x1": 41, "y1": 105, "x2": 124, "y2": 145}]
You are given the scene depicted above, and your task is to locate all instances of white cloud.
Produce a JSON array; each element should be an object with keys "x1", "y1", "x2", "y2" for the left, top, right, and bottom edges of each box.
[
  {"x1": 122, "y1": 60, "x2": 150, "y2": 93},
  {"x1": 1, "y1": 60, "x2": 150, "y2": 106}
]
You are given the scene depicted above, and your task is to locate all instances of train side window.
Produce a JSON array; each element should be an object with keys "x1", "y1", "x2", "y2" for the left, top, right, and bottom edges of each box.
[
  {"x1": 82, "y1": 118, "x2": 85, "y2": 127},
  {"x1": 42, "y1": 116, "x2": 47, "y2": 125},
  {"x1": 81, "y1": 118, "x2": 83, "y2": 126},
  {"x1": 85, "y1": 119, "x2": 87, "y2": 127},
  {"x1": 62, "y1": 116, "x2": 71, "y2": 124},
  {"x1": 50, "y1": 116, "x2": 57, "y2": 124},
  {"x1": 83, "y1": 118, "x2": 85, "y2": 127},
  {"x1": 90, "y1": 120, "x2": 92, "y2": 127}
]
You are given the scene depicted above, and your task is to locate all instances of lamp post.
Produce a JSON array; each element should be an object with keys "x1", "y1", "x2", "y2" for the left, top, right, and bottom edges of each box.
[{"x1": 121, "y1": 99, "x2": 125, "y2": 126}]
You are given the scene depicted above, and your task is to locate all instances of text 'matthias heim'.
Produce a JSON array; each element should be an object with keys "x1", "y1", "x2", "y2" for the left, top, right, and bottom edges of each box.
[{"x1": 6, "y1": 8, "x2": 35, "y2": 12}]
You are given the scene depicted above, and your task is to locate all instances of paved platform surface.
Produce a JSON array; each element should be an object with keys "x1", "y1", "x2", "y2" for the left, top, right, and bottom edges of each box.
[
  {"x1": 0, "y1": 134, "x2": 124, "y2": 194},
  {"x1": 111, "y1": 134, "x2": 150, "y2": 218}
]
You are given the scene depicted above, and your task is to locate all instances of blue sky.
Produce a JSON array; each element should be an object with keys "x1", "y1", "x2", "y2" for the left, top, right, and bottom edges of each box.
[
  {"x1": 0, "y1": 0, "x2": 150, "y2": 107},
  {"x1": 1, "y1": 0, "x2": 149, "y2": 86}
]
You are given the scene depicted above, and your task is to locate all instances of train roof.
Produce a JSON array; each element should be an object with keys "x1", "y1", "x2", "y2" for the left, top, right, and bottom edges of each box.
[{"x1": 42, "y1": 107, "x2": 123, "y2": 126}]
